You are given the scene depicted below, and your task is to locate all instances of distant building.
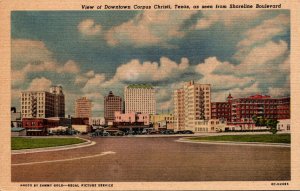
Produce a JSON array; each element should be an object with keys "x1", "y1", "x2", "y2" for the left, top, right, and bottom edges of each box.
[
  {"x1": 194, "y1": 119, "x2": 227, "y2": 133},
  {"x1": 277, "y1": 119, "x2": 290, "y2": 131},
  {"x1": 75, "y1": 97, "x2": 92, "y2": 118},
  {"x1": 174, "y1": 81, "x2": 211, "y2": 131},
  {"x1": 104, "y1": 91, "x2": 122, "y2": 123},
  {"x1": 114, "y1": 111, "x2": 150, "y2": 125},
  {"x1": 11, "y1": 107, "x2": 22, "y2": 128},
  {"x1": 211, "y1": 94, "x2": 290, "y2": 129},
  {"x1": 20, "y1": 86, "x2": 65, "y2": 118},
  {"x1": 71, "y1": 117, "x2": 91, "y2": 133},
  {"x1": 211, "y1": 94, "x2": 232, "y2": 121},
  {"x1": 50, "y1": 86, "x2": 65, "y2": 117},
  {"x1": 150, "y1": 113, "x2": 175, "y2": 130},
  {"x1": 89, "y1": 117, "x2": 105, "y2": 126},
  {"x1": 124, "y1": 84, "x2": 156, "y2": 114},
  {"x1": 11, "y1": 127, "x2": 26, "y2": 137}
]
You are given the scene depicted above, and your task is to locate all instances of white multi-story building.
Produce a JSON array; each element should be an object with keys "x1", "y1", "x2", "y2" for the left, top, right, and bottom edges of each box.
[
  {"x1": 21, "y1": 86, "x2": 65, "y2": 118},
  {"x1": 124, "y1": 84, "x2": 156, "y2": 114},
  {"x1": 174, "y1": 81, "x2": 211, "y2": 131}
]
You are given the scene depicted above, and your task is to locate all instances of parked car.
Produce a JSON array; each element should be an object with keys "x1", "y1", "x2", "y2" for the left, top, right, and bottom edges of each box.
[
  {"x1": 114, "y1": 131, "x2": 124, "y2": 136},
  {"x1": 149, "y1": 130, "x2": 159, "y2": 134},
  {"x1": 175, "y1": 130, "x2": 185, "y2": 134},
  {"x1": 102, "y1": 131, "x2": 110, "y2": 136},
  {"x1": 165, "y1": 130, "x2": 175, "y2": 134},
  {"x1": 183, "y1": 130, "x2": 194, "y2": 134}
]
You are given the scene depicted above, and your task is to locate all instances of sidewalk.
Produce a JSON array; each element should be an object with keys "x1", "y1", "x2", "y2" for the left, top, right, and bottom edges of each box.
[{"x1": 12, "y1": 137, "x2": 96, "y2": 155}]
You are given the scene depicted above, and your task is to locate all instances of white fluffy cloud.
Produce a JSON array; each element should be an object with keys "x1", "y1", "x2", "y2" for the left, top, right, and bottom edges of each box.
[
  {"x1": 237, "y1": 40, "x2": 288, "y2": 75},
  {"x1": 12, "y1": 60, "x2": 80, "y2": 87},
  {"x1": 106, "y1": 11, "x2": 197, "y2": 47},
  {"x1": 195, "y1": 57, "x2": 254, "y2": 90},
  {"x1": 82, "y1": 74, "x2": 106, "y2": 93},
  {"x1": 238, "y1": 14, "x2": 290, "y2": 48},
  {"x1": 12, "y1": 39, "x2": 52, "y2": 69},
  {"x1": 112, "y1": 57, "x2": 189, "y2": 82},
  {"x1": 78, "y1": 19, "x2": 102, "y2": 36},
  {"x1": 194, "y1": 10, "x2": 263, "y2": 29},
  {"x1": 27, "y1": 77, "x2": 53, "y2": 91}
]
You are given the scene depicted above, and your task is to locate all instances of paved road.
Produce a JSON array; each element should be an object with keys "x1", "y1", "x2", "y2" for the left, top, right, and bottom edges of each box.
[{"x1": 11, "y1": 136, "x2": 290, "y2": 182}]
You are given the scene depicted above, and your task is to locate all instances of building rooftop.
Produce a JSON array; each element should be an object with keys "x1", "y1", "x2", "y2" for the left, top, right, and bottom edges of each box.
[{"x1": 127, "y1": 84, "x2": 153, "y2": 89}]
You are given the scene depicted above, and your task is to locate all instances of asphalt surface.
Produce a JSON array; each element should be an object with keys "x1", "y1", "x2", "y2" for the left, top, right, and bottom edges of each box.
[{"x1": 11, "y1": 136, "x2": 290, "y2": 182}]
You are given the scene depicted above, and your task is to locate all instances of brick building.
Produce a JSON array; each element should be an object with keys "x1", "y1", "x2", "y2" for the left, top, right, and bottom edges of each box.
[
  {"x1": 104, "y1": 91, "x2": 122, "y2": 123},
  {"x1": 211, "y1": 94, "x2": 290, "y2": 129}
]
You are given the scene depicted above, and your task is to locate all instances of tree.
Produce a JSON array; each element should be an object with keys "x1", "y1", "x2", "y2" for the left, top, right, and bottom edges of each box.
[
  {"x1": 252, "y1": 115, "x2": 279, "y2": 134},
  {"x1": 266, "y1": 119, "x2": 279, "y2": 134}
]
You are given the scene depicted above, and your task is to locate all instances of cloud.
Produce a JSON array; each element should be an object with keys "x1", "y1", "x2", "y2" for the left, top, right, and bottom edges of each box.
[
  {"x1": 27, "y1": 77, "x2": 53, "y2": 91},
  {"x1": 12, "y1": 60, "x2": 80, "y2": 87},
  {"x1": 57, "y1": 60, "x2": 80, "y2": 74},
  {"x1": 237, "y1": 40, "x2": 288, "y2": 75},
  {"x1": 78, "y1": 19, "x2": 102, "y2": 36},
  {"x1": 112, "y1": 57, "x2": 189, "y2": 83},
  {"x1": 105, "y1": 11, "x2": 197, "y2": 47},
  {"x1": 194, "y1": 10, "x2": 263, "y2": 29},
  {"x1": 82, "y1": 74, "x2": 106, "y2": 93},
  {"x1": 12, "y1": 39, "x2": 52, "y2": 69},
  {"x1": 237, "y1": 14, "x2": 290, "y2": 48},
  {"x1": 268, "y1": 87, "x2": 289, "y2": 97},
  {"x1": 195, "y1": 57, "x2": 254, "y2": 90}
]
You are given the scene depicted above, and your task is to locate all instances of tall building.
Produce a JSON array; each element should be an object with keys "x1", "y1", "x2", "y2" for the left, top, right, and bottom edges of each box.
[
  {"x1": 50, "y1": 86, "x2": 65, "y2": 117},
  {"x1": 104, "y1": 91, "x2": 122, "y2": 123},
  {"x1": 211, "y1": 94, "x2": 290, "y2": 129},
  {"x1": 21, "y1": 86, "x2": 65, "y2": 118},
  {"x1": 173, "y1": 88, "x2": 185, "y2": 131},
  {"x1": 75, "y1": 97, "x2": 92, "y2": 118},
  {"x1": 124, "y1": 84, "x2": 156, "y2": 114},
  {"x1": 174, "y1": 81, "x2": 211, "y2": 131}
]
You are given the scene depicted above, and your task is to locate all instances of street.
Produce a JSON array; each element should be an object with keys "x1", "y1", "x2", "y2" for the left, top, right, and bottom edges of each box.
[{"x1": 11, "y1": 136, "x2": 290, "y2": 182}]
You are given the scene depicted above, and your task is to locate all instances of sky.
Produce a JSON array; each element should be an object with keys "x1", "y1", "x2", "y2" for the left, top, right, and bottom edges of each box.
[{"x1": 11, "y1": 10, "x2": 290, "y2": 117}]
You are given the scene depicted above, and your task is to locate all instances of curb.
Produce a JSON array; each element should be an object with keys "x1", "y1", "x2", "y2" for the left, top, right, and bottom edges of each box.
[
  {"x1": 176, "y1": 138, "x2": 291, "y2": 147},
  {"x1": 12, "y1": 137, "x2": 96, "y2": 155}
]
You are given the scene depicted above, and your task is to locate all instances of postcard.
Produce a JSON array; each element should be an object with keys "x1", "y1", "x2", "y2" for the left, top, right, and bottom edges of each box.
[{"x1": 1, "y1": 0, "x2": 300, "y2": 190}]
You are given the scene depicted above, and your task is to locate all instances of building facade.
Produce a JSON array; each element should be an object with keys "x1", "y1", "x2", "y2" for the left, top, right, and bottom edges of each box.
[
  {"x1": 174, "y1": 81, "x2": 211, "y2": 131},
  {"x1": 211, "y1": 94, "x2": 290, "y2": 129},
  {"x1": 89, "y1": 117, "x2": 105, "y2": 126},
  {"x1": 50, "y1": 86, "x2": 65, "y2": 117},
  {"x1": 124, "y1": 84, "x2": 156, "y2": 114},
  {"x1": 104, "y1": 91, "x2": 122, "y2": 123},
  {"x1": 150, "y1": 113, "x2": 175, "y2": 130},
  {"x1": 173, "y1": 88, "x2": 185, "y2": 131},
  {"x1": 21, "y1": 86, "x2": 65, "y2": 118},
  {"x1": 75, "y1": 97, "x2": 92, "y2": 118},
  {"x1": 114, "y1": 111, "x2": 150, "y2": 125}
]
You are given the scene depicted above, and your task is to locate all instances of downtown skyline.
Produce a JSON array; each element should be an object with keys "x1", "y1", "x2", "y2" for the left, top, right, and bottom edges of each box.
[{"x1": 11, "y1": 10, "x2": 290, "y2": 116}]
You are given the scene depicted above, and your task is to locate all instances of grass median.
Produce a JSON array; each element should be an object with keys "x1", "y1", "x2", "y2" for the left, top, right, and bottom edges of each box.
[
  {"x1": 188, "y1": 134, "x2": 290, "y2": 144},
  {"x1": 12, "y1": 137, "x2": 86, "y2": 150}
]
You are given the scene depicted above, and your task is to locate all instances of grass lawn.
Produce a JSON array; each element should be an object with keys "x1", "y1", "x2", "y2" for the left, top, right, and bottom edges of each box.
[
  {"x1": 12, "y1": 137, "x2": 86, "y2": 150},
  {"x1": 189, "y1": 134, "x2": 290, "y2": 144}
]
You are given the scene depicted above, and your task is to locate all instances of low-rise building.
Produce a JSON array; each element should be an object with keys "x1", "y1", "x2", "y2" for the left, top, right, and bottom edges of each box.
[
  {"x1": 277, "y1": 119, "x2": 290, "y2": 131},
  {"x1": 114, "y1": 111, "x2": 150, "y2": 125},
  {"x1": 71, "y1": 117, "x2": 91, "y2": 133},
  {"x1": 150, "y1": 113, "x2": 175, "y2": 130},
  {"x1": 11, "y1": 127, "x2": 26, "y2": 137},
  {"x1": 194, "y1": 119, "x2": 227, "y2": 133},
  {"x1": 89, "y1": 117, "x2": 105, "y2": 126}
]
